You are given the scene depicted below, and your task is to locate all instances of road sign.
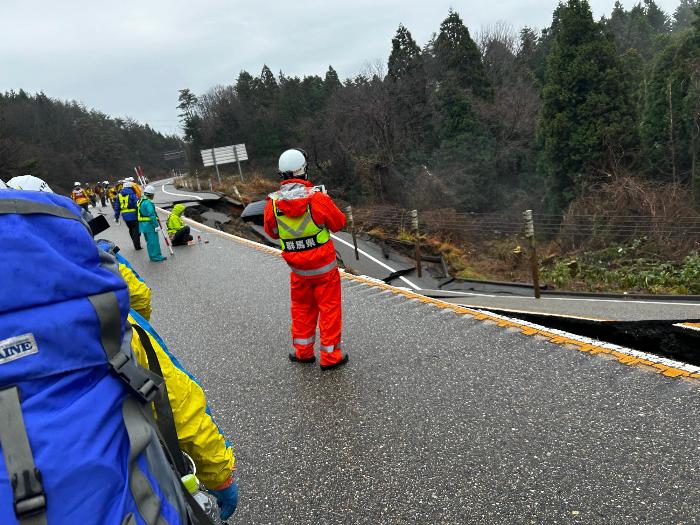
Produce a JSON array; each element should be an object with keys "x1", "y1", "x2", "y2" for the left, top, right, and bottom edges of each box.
[
  {"x1": 200, "y1": 144, "x2": 248, "y2": 166},
  {"x1": 200, "y1": 144, "x2": 247, "y2": 181},
  {"x1": 163, "y1": 150, "x2": 185, "y2": 161}
]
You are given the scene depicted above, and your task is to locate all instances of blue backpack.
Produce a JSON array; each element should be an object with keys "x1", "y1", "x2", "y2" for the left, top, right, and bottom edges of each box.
[{"x1": 0, "y1": 190, "x2": 190, "y2": 525}]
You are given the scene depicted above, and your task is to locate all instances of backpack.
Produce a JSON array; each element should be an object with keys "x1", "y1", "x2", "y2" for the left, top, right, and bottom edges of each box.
[{"x1": 0, "y1": 190, "x2": 190, "y2": 525}]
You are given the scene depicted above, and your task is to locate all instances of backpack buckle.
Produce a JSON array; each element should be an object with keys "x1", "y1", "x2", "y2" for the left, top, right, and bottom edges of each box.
[
  {"x1": 110, "y1": 351, "x2": 161, "y2": 403},
  {"x1": 12, "y1": 468, "x2": 46, "y2": 518}
]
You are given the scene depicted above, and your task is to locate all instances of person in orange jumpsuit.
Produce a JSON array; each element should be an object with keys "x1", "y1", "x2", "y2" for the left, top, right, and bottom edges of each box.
[{"x1": 263, "y1": 148, "x2": 349, "y2": 370}]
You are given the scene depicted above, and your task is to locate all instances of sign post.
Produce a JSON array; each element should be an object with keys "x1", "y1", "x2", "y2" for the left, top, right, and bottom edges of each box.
[
  {"x1": 200, "y1": 144, "x2": 248, "y2": 182},
  {"x1": 211, "y1": 148, "x2": 221, "y2": 184}
]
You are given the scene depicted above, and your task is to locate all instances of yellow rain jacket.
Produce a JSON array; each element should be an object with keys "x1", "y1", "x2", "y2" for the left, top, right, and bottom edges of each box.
[
  {"x1": 166, "y1": 204, "x2": 186, "y2": 237},
  {"x1": 115, "y1": 259, "x2": 235, "y2": 489},
  {"x1": 118, "y1": 262, "x2": 152, "y2": 320},
  {"x1": 128, "y1": 313, "x2": 235, "y2": 488}
]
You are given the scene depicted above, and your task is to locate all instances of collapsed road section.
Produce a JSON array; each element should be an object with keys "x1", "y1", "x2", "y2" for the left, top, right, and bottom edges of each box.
[{"x1": 153, "y1": 178, "x2": 700, "y2": 367}]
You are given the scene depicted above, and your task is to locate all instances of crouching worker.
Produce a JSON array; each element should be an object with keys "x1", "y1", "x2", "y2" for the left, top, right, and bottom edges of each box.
[
  {"x1": 167, "y1": 204, "x2": 194, "y2": 246},
  {"x1": 0, "y1": 188, "x2": 237, "y2": 524}
]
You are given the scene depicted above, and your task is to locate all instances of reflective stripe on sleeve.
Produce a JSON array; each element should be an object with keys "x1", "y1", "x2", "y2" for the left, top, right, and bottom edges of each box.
[{"x1": 288, "y1": 260, "x2": 337, "y2": 277}]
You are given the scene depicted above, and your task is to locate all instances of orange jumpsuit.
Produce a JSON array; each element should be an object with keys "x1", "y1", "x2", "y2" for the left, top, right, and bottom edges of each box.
[{"x1": 264, "y1": 179, "x2": 347, "y2": 366}]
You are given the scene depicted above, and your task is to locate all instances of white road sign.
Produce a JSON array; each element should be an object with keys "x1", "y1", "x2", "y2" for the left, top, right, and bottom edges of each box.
[{"x1": 200, "y1": 144, "x2": 248, "y2": 167}]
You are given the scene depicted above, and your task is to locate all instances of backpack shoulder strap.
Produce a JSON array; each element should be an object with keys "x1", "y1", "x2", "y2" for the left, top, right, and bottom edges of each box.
[
  {"x1": 88, "y1": 292, "x2": 161, "y2": 403},
  {"x1": 131, "y1": 323, "x2": 188, "y2": 477},
  {"x1": 0, "y1": 387, "x2": 47, "y2": 525},
  {"x1": 131, "y1": 325, "x2": 216, "y2": 525}
]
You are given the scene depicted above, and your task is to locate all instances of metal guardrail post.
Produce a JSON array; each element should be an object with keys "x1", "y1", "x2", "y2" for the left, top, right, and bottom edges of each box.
[
  {"x1": 523, "y1": 209, "x2": 541, "y2": 299},
  {"x1": 411, "y1": 209, "x2": 422, "y2": 278},
  {"x1": 345, "y1": 206, "x2": 360, "y2": 260}
]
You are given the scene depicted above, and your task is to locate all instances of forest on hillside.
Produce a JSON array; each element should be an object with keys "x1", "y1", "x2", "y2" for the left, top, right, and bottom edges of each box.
[
  {"x1": 178, "y1": 0, "x2": 700, "y2": 217},
  {"x1": 0, "y1": 91, "x2": 181, "y2": 193}
]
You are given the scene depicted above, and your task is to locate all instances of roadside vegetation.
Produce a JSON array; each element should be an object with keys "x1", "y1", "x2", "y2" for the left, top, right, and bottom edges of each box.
[{"x1": 174, "y1": 1, "x2": 700, "y2": 295}]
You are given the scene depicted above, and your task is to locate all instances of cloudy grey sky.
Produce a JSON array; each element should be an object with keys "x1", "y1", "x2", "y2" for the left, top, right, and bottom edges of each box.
[{"x1": 0, "y1": 0, "x2": 683, "y2": 135}]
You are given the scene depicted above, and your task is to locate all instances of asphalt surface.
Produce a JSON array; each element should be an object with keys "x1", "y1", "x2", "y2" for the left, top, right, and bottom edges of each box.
[{"x1": 99, "y1": 213, "x2": 700, "y2": 525}]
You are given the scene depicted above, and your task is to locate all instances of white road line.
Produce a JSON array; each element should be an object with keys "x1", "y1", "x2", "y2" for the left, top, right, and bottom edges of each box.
[
  {"x1": 450, "y1": 291, "x2": 700, "y2": 308},
  {"x1": 158, "y1": 179, "x2": 203, "y2": 201},
  {"x1": 331, "y1": 234, "x2": 421, "y2": 290}
]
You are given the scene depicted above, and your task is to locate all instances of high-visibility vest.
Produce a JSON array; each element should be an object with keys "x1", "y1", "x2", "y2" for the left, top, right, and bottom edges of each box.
[
  {"x1": 118, "y1": 193, "x2": 135, "y2": 214},
  {"x1": 137, "y1": 198, "x2": 151, "y2": 222},
  {"x1": 272, "y1": 199, "x2": 330, "y2": 252}
]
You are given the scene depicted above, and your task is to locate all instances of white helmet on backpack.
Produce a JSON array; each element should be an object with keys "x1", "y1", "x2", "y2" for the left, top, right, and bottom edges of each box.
[{"x1": 278, "y1": 148, "x2": 308, "y2": 180}]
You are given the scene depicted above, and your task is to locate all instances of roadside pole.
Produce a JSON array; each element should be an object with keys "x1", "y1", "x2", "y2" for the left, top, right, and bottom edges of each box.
[
  {"x1": 345, "y1": 206, "x2": 360, "y2": 260},
  {"x1": 523, "y1": 209, "x2": 541, "y2": 299},
  {"x1": 411, "y1": 209, "x2": 422, "y2": 278},
  {"x1": 211, "y1": 147, "x2": 222, "y2": 185},
  {"x1": 209, "y1": 178, "x2": 213, "y2": 191},
  {"x1": 233, "y1": 147, "x2": 244, "y2": 182}
]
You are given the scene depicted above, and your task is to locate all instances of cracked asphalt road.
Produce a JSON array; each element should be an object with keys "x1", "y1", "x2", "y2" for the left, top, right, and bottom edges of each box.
[{"x1": 101, "y1": 213, "x2": 700, "y2": 524}]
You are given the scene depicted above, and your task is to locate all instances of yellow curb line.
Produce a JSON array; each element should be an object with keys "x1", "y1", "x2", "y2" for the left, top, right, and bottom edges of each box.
[{"x1": 159, "y1": 208, "x2": 699, "y2": 383}]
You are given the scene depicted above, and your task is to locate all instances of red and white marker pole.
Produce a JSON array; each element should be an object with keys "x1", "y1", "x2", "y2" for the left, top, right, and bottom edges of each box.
[{"x1": 157, "y1": 217, "x2": 174, "y2": 256}]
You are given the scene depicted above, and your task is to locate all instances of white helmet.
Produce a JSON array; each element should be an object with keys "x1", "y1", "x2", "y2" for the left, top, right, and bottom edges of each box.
[
  {"x1": 103, "y1": 180, "x2": 109, "y2": 184},
  {"x1": 278, "y1": 148, "x2": 308, "y2": 179},
  {"x1": 126, "y1": 176, "x2": 134, "y2": 182},
  {"x1": 74, "y1": 181, "x2": 81, "y2": 187},
  {"x1": 122, "y1": 181, "x2": 133, "y2": 188},
  {"x1": 7, "y1": 175, "x2": 53, "y2": 192},
  {"x1": 144, "y1": 185, "x2": 155, "y2": 195}
]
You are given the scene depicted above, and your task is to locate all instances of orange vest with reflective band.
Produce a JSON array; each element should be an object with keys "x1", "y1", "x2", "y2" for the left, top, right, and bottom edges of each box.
[{"x1": 71, "y1": 189, "x2": 88, "y2": 205}]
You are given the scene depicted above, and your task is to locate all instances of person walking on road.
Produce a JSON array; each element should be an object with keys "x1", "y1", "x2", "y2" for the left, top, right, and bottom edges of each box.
[
  {"x1": 139, "y1": 184, "x2": 167, "y2": 262},
  {"x1": 264, "y1": 148, "x2": 349, "y2": 370},
  {"x1": 70, "y1": 182, "x2": 90, "y2": 212},
  {"x1": 167, "y1": 203, "x2": 194, "y2": 246},
  {"x1": 115, "y1": 181, "x2": 142, "y2": 250}
]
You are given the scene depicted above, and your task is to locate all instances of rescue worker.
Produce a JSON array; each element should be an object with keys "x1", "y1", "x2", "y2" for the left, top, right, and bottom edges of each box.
[
  {"x1": 138, "y1": 184, "x2": 166, "y2": 262},
  {"x1": 167, "y1": 203, "x2": 193, "y2": 246},
  {"x1": 263, "y1": 148, "x2": 349, "y2": 370},
  {"x1": 7, "y1": 180, "x2": 238, "y2": 521},
  {"x1": 70, "y1": 181, "x2": 90, "y2": 212},
  {"x1": 85, "y1": 184, "x2": 97, "y2": 207},
  {"x1": 96, "y1": 181, "x2": 107, "y2": 207},
  {"x1": 115, "y1": 181, "x2": 142, "y2": 250},
  {"x1": 107, "y1": 182, "x2": 118, "y2": 211},
  {"x1": 127, "y1": 176, "x2": 143, "y2": 198},
  {"x1": 96, "y1": 240, "x2": 238, "y2": 520}
]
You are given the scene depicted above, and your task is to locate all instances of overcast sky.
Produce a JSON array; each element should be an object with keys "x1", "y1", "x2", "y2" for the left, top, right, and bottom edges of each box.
[{"x1": 0, "y1": 0, "x2": 684, "y2": 135}]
